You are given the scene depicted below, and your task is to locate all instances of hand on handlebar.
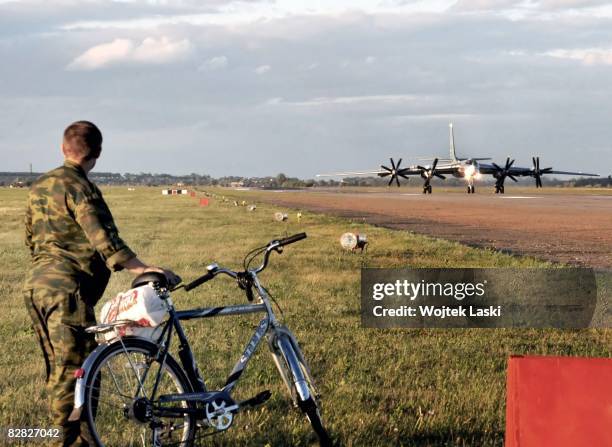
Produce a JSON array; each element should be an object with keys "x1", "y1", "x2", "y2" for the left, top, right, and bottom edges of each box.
[{"x1": 144, "y1": 266, "x2": 182, "y2": 288}]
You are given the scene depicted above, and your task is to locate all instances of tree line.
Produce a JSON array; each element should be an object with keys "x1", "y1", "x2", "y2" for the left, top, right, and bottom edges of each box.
[{"x1": 2, "y1": 171, "x2": 610, "y2": 189}]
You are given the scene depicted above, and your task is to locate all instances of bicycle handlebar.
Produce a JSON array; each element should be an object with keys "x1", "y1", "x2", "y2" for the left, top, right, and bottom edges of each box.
[
  {"x1": 276, "y1": 232, "x2": 307, "y2": 247},
  {"x1": 183, "y1": 270, "x2": 215, "y2": 292},
  {"x1": 183, "y1": 233, "x2": 307, "y2": 292}
]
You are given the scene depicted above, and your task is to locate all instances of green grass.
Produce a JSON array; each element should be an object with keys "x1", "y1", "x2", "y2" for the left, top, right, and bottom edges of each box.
[{"x1": 0, "y1": 187, "x2": 609, "y2": 446}]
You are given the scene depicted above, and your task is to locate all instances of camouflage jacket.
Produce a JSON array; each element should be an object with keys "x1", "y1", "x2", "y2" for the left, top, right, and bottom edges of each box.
[{"x1": 24, "y1": 160, "x2": 136, "y2": 294}]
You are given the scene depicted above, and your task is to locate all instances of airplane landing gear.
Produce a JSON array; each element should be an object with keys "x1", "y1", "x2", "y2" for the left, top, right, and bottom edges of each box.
[
  {"x1": 494, "y1": 185, "x2": 505, "y2": 194},
  {"x1": 467, "y1": 184, "x2": 475, "y2": 194},
  {"x1": 418, "y1": 158, "x2": 443, "y2": 195}
]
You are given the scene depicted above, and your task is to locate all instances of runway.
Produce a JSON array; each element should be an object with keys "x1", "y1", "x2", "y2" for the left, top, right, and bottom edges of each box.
[{"x1": 250, "y1": 189, "x2": 612, "y2": 269}]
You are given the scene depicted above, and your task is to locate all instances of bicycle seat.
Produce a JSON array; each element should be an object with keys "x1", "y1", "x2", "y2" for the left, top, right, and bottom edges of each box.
[{"x1": 131, "y1": 271, "x2": 168, "y2": 289}]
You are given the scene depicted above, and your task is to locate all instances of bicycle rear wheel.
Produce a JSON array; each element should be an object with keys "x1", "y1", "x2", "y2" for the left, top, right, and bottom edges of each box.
[{"x1": 83, "y1": 337, "x2": 196, "y2": 446}]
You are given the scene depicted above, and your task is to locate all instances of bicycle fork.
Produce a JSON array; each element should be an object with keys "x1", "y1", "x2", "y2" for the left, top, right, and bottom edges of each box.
[{"x1": 268, "y1": 328, "x2": 317, "y2": 404}]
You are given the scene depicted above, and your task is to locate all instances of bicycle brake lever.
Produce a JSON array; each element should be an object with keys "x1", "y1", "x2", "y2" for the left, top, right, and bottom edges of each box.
[
  {"x1": 245, "y1": 287, "x2": 254, "y2": 302},
  {"x1": 237, "y1": 272, "x2": 254, "y2": 302}
]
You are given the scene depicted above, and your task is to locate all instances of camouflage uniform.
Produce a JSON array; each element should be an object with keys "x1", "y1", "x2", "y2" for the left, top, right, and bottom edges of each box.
[{"x1": 24, "y1": 160, "x2": 136, "y2": 446}]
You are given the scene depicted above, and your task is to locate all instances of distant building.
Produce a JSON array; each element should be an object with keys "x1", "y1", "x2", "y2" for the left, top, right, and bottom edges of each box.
[{"x1": 9, "y1": 179, "x2": 25, "y2": 188}]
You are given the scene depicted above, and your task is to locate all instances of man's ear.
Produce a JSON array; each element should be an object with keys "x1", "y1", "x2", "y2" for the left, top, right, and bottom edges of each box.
[{"x1": 61, "y1": 142, "x2": 68, "y2": 157}]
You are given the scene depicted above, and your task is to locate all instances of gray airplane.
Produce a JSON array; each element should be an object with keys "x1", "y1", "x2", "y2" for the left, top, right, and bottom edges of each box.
[{"x1": 317, "y1": 123, "x2": 599, "y2": 194}]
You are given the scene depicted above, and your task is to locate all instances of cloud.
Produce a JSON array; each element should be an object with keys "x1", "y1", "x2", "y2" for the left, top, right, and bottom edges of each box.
[
  {"x1": 2, "y1": 0, "x2": 612, "y2": 176},
  {"x1": 198, "y1": 55, "x2": 228, "y2": 71},
  {"x1": 386, "y1": 113, "x2": 481, "y2": 122},
  {"x1": 536, "y1": 0, "x2": 611, "y2": 9},
  {"x1": 254, "y1": 64, "x2": 271, "y2": 74},
  {"x1": 265, "y1": 97, "x2": 284, "y2": 105},
  {"x1": 452, "y1": 0, "x2": 521, "y2": 12},
  {"x1": 67, "y1": 36, "x2": 193, "y2": 70},
  {"x1": 67, "y1": 38, "x2": 133, "y2": 70},
  {"x1": 0, "y1": 0, "x2": 225, "y2": 39},
  {"x1": 303, "y1": 62, "x2": 319, "y2": 70},
  {"x1": 451, "y1": 0, "x2": 611, "y2": 14},
  {"x1": 266, "y1": 94, "x2": 425, "y2": 107},
  {"x1": 544, "y1": 47, "x2": 612, "y2": 65}
]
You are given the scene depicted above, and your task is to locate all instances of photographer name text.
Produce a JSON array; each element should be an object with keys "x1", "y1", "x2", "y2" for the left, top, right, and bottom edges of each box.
[
  {"x1": 370, "y1": 279, "x2": 501, "y2": 319},
  {"x1": 372, "y1": 305, "x2": 501, "y2": 318}
]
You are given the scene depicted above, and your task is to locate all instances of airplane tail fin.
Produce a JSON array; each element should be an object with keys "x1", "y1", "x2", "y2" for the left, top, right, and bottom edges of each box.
[{"x1": 449, "y1": 122, "x2": 458, "y2": 162}]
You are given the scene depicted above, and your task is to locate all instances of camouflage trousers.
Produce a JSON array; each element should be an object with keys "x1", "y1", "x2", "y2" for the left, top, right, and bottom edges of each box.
[{"x1": 24, "y1": 288, "x2": 97, "y2": 447}]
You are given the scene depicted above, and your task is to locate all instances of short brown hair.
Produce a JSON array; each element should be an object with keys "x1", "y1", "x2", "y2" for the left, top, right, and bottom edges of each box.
[{"x1": 63, "y1": 121, "x2": 103, "y2": 160}]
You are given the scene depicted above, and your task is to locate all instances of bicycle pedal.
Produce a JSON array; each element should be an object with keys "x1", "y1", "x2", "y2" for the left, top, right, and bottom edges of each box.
[{"x1": 239, "y1": 390, "x2": 272, "y2": 408}]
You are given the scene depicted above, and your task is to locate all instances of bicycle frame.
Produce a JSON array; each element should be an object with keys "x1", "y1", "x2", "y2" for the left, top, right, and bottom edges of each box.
[
  {"x1": 169, "y1": 296, "x2": 271, "y2": 396},
  {"x1": 141, "y1": 269, "x2": 312, "y2": 411}
]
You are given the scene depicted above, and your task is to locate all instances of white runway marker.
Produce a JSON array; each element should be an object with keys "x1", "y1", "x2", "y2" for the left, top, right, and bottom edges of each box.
[{"x1": 500, "y1": 196, "x2": 541, "y2": 199}]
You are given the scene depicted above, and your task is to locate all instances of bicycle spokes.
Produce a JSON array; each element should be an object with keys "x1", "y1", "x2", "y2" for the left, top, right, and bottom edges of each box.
[{"x1": 87, "y1": 348, "x2": 192, "y2": 446}]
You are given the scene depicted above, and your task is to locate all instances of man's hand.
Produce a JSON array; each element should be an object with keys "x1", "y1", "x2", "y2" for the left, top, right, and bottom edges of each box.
[
  {"x1": 144, "y1": 266, "x2": 182, "y2": 287},
  {"x1": 120, "y1": 257, "x2": 182, "y2": 287}
]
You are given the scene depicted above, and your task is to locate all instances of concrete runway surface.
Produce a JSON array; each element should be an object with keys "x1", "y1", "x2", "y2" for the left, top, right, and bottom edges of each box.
[{"x1": 253, "y1": 189, "x2": 612, "y2": 270}]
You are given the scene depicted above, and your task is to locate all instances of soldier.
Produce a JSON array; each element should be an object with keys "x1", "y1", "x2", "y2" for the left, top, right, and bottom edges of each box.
[{"x1": 24, "y1": 121, "x2": 180, "y2": 446}]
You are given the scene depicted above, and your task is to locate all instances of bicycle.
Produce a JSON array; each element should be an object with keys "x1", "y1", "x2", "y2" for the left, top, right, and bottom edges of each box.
[{"x1": 71, "y1": 232, "x2": 332, "y2": 446}]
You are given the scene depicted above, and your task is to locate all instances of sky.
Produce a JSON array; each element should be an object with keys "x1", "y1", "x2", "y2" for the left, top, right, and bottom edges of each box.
[{"x1": 1, "y1": 0, "x2": 611, "y2": 178}]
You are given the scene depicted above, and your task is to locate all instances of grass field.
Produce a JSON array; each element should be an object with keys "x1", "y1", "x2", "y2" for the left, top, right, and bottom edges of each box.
[{"x1": 0, "y1": 186, "x2": 610, "y2": 446}]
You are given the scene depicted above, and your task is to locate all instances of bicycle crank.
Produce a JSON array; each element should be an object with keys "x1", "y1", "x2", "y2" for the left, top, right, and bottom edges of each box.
[
  {"x1": 205, "y1": 398, "x2": 235, "y2": 430},
  {"x1": 238, "y1": 390, "x2": 271, "y2": 409}
]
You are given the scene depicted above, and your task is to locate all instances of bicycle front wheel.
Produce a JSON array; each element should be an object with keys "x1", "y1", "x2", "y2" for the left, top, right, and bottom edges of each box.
[
  {"x1": 273, "y1": 334, "x2": 332, "y2": 447},
  {"x1": 83, "y1": 337, "x2": 196, "y2": 446}
]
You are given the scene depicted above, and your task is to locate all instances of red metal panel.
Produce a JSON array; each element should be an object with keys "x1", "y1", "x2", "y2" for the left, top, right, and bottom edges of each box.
[{"x1": 505, "y1": 355, "x2": 612, "y2": 447}]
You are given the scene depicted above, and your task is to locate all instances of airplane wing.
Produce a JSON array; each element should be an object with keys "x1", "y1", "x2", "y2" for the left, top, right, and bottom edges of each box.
[
  {"x1": 479, "y1": 157, "x2": 599, "y2": 190},
  {"x1": 316, "y1": 170, "x2": 387, "y2": 177},
  {"x1": 484, "y1": 167, "x2": 600, "y2": 177},
  {"x1": 316, "y1": 167, "x2": 432, "y2": 177},
  {"x1": 316, "y1": 158, "x2": 430, "y2": 187},
  {"x1": 534, "y1": 170, "x2": 598, "y2": 177},
  {"x1": 478, "y1": 163, "x2": 598, "y2": 178},
  {"x1": 317, "y1": 158, "x2": 428, "y2": 178}
]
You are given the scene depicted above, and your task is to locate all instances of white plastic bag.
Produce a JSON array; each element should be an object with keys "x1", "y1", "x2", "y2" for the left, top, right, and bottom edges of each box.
[{"x1": 99, "y1": 284, "x2": 168, "y2": 342}]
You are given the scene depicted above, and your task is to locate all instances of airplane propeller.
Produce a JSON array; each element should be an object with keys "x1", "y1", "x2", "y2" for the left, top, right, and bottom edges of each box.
[
  {"x1": 379, "y1": 158, "x2": 410, "y2": 187},
  {"x1": 492, "y1": 157, "x2": 518, "y2": 190},
  {"x1": 417, "y1": 158, "x2": 446, "y2": 188},
  {"x1": 531, "y1": 156, "x2": 553, "y2": 188}
]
